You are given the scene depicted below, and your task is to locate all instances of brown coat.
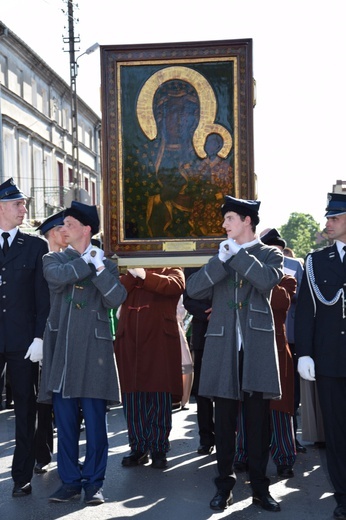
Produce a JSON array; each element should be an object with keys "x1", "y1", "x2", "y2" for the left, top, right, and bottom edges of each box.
[
  {"x1": 270, "y1": 274, "x2": 297, "y2": 415},
  {"x1": 114, "y1": 268, "x2": 185, "y2": 397}
]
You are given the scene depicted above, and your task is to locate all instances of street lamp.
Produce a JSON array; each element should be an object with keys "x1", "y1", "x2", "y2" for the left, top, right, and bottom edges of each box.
[{"x1": 76, "y1": 42, "x2": 99, "y2": 69}]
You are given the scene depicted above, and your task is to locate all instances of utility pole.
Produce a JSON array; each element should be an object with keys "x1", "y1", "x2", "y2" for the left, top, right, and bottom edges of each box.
[{"x1": 63, "y1": 0, "x2": 80, "y2": 201}]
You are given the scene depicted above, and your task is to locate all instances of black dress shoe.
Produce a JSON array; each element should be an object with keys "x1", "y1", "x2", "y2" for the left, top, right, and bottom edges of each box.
[
  {"x1": 314, "y1": 441, "x2": 326, "y2": 449},
  {"x1": 334, "y1": 505, "x2": 346, "y2": 519},
  {"x1": 12, "y1": 482, "x2": 32, "y2": 497},
  {"x1": 295, "y1": 439, "x2": 307, "y2": 453},
  {"x1": 210, "y1": 490, "x2": 233, "y2": 510},
  {"x1": 34, "y1": 462, "x2": 49, "y2": 474},
  {"x1": 197, "y1": 445, "x2": 214, "y2": 455},
  {"x1": 233, "y1": 461, "x2": 248, "y2": 472},
  {"x1": 277, "y1": 464, "x2": 294, "y2": 478},
  {"x1": 253, "y1": 493, "x2": 280, "y2": 512},
  {"x1": 151, "y1": 451, "x2": 168, "y2": 469},
  {"x1": 122, "y1": 450, "x2": 149, "y2": 467}
]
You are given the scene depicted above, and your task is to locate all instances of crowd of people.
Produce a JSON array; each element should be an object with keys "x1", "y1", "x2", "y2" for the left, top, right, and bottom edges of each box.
[{"x1": 0, "y1": 176, "x2": 346, "y2": 520}]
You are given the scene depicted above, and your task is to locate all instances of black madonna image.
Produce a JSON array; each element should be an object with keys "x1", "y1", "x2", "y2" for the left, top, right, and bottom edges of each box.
[{"x1": 123, "y1": 64, "x2": 234, "y2": 239}]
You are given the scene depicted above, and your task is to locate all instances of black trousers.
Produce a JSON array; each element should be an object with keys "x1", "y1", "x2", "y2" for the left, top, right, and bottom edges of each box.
[
  {"x1": 317, "y1": 375, "x2": 346, "y2": 506},
  {"x1": 192, "y1": 349, "x2": 215, "y2": 446},
  {"x1": 0, "y1": 352, "x2": 37, "y2": 484},
  {"x1": 35, "y1": 403, "x2": 54, "y2": 465},
  {"x1": 214, "y1": 392, "x2": 271, "y2": 495}
]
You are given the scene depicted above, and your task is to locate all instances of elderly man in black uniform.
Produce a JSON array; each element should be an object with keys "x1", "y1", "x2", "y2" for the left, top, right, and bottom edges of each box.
[
  {"x1": 0, "y1": 178, "x2": 50, "y2": 497},
  {"x1": 295, "y1": 192, "x2": 346, "y2": 520}
]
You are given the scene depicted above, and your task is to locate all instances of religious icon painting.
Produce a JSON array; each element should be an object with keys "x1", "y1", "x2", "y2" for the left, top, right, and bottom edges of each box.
[{"x1": 100, "y1": 39, "x2": 255, "y2": 266}]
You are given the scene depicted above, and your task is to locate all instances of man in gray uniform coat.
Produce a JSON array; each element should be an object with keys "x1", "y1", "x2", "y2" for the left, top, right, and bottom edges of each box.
[
  {"x1": 186, "y1": 195, "x2": 283, "y2": 513},
  {"x1": 38, "y1": 201, "x2": 127, "y2": 505}
]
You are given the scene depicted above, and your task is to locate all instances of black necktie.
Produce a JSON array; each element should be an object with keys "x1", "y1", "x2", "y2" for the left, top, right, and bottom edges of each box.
[
  {"x1": 2, "y1": 232, "x2": 10, "y2": 256},
  {"x1": 343, "y1": 246, "x2": 346, "y2": 268}
]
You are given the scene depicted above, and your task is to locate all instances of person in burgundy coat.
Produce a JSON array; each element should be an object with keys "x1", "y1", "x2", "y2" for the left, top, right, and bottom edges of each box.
[{"x1": 114, "y1": 267, "x2": 185, "y2": 469}]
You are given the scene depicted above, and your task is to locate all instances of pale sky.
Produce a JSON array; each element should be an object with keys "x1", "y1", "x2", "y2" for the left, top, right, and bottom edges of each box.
[{"x1": 0, "y1": 0, "x2": 343, "y2": 234}]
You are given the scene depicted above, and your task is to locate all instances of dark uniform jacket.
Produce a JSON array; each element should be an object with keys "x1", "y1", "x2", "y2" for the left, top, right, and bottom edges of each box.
[
  {"x1": 295, "y1": 243, "x2": 346, "y2": 377},
  {"x1": 183, "y1": 267, "x2": 211, "y2": 352},
  {"x1": 0, "y1": 230, "x2": 50, "y2": 352}
]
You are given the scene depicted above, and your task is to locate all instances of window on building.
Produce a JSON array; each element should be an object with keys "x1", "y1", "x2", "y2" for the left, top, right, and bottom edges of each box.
[
  {"x1": 88, "y1": 128, "x2": 93, "y2": 150},
  {"x1": 62, "y1": 107, "x2": 70, "y2": 132},
  {"x1": 32, "y1": 78, "x2": 37, "y2": 108},
  {"x1": 3, "y1": 128, "x2": 16, "y2": 181},
  {"x1": 0, "y1": 52, "x2": 8, "y2": 86},
  {"x1": 91, "y1": 180, "x2": 96, "y2": 205},
  {"x1": 80, "y1": 121, "x2": 85, "y2": 145},
  {"x1": 15, "y1": 67, "x2": 24, "y2": 97},
  {"x1": 33, "y1": 146, "x2": 47, "y2": 220},
  {"x1": 68, "y1": 167, "x2": 74, "y2": 186},
  {"x1": 19, "y1": 137, "x2": 30, "y2": 201},
  {"x1": 42, "y1": 88, "x2": 48, "y2": 117},
  {"x1": 58, "y1": 161, "x2": 64, "y2": 206}
]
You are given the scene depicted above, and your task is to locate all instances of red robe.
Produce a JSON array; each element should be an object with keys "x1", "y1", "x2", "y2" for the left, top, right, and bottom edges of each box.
[
  {"x1": 270, "y1": 275, "x2": 297, "y2": 415},
  {"x1": 114, "y1": 268, "x2": 184, "y2": 398}
]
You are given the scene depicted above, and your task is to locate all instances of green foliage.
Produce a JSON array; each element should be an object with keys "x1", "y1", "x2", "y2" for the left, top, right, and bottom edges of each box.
[{"x1": 279, "y1": 212, "x2": 327, "y2": 259}]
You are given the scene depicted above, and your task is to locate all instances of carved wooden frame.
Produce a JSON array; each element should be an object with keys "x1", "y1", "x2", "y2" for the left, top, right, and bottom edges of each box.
[{"x1": 100, "y1": 39, "x2": 255, "y2": 266}]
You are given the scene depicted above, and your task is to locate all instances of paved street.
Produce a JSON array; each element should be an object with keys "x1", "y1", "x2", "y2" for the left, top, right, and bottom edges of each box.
[{"x1": 0, "y1": 399, "x2": 336, "y2": 520}]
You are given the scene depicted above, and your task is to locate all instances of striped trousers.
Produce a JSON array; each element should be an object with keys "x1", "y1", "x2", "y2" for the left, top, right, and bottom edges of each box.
[{"x1": 122, "y1": 391, "x2": 172, "y2": 454}]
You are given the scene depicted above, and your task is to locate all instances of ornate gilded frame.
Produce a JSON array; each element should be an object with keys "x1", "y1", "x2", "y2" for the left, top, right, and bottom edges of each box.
[{"x1": 100, "y1": 39, "x2": 255, "y2": 266}]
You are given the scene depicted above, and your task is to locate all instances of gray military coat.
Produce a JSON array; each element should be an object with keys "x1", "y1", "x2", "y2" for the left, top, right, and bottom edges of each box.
[
  {"x1": 38, "y1": 248, "x2": 127, "y2": 404},
  {"x1": 186, "y1": 242, "x2": 283, "y2": 400}
]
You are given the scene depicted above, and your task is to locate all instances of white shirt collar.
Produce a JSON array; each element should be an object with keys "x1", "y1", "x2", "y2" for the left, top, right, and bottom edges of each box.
[
  {"x1": 66, "y1": 243, "x2": 92, "y2": 255},
  {"x1": 336, "y1": 240, "x2": 346, "y2": 259},
  {"x1": 0, "y1": 227, "x2": 17, "y2": 246},
  {"x1": 240, "y1": 237, "x2": 259, "y2": 249}
]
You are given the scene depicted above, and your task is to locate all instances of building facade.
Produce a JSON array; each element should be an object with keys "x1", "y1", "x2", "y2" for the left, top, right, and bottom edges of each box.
[{"x1": 0, "y1": 21, "x2": 101, "y2": 226}]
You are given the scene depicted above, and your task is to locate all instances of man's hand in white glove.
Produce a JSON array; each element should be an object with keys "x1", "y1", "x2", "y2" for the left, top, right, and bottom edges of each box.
[
  {"x1": 218, "y1": 238, "x2": 241, "y2": 262},
  {"x1": 226, "y1": 238, "x2": 241, "y2": 255},
  {"x1": 297, "y1": 356, "x2": 316, "y2": 381},
  {"x1": 89, "y1": 247, "x2": 105, "y2": 270},
  {"x1": 82, "y1": 251, "x2": 92, "y2": 264},
  {"x1": 128, "y1": 268, "x2": 146, "y2": 279},
  {"x1": 218, "y1": 239, "x2": 233, "y2": 263},
  {"x1": 24, "y1": 338, "x2": 43, "y2": 363}
]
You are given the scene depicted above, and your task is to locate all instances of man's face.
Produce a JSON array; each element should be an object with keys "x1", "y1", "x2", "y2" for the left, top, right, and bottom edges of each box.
[
  {"x1": 0, "y1": 199, "x2": 27, "y2": 229},
  {"x1": 222, "y1": 211, "x2": 246, "y2": 241},
  {"x1": 62, "y1": 216, "x2": 86, "y2": 246},
  {"x1": 325, "y1": 214, "x2": 346, "y2": 243},
  {"x1": 53, "y1": 226, "x2": 68, "y2": 249}
]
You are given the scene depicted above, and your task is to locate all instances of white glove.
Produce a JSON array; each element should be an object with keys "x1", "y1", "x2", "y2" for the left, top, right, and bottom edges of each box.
[
  {"x1": 128, "y1": 268, "x2": 146, "y2": 279},
  {"x1": 297, "y1": 356, "x2": 316, "y2": 381},
  {"x1": 24, "y1": 338, "x2": 43, "y2": 363},
  {"x1": 82, "y1": 251, "x2": 92, "y2": 264},
  {"x1": 89, "y1": 247, "x2": 105, "y2": 269},
  {"x1": 116, "y1": 305, "x2": 122, "y2": 320},
  {"x1": 218, "y1": 238, "x2": 240, "y2": 262},
  {"x1": 218, "y1": 239, "x2": 232, "y2": 262},
  {"x1": 226, "y1": 238, "x2": 241, "y2": 255}
]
